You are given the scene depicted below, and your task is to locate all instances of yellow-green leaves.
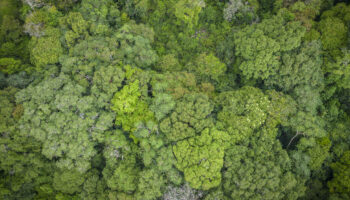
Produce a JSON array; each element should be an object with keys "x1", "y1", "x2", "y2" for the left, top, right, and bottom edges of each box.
[
  {"x1": 111, "y1": 80, "x2": 154, "y2": 132},
  {"x1": 173, "y1": 128, "x2": 229, "y2": 190},
  {"x1": 0, "y1": 58, "x2": 25, "y2": 75}
]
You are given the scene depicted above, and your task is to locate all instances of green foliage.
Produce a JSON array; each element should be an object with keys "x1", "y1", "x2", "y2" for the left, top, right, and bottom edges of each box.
[
  {"x1": 174, "y1": 0, "x2": 205, "y2": 30},
  {"x1": 24, "y1": 6, "x2": 62, "y2": 37},
  {"x1": 292, "y1": 85, "x2": 322, "y2": 114},
  {"x1": 0, "y1": 1, "x2": 31, "y2": 75},
  {"x1": 60, "y1": 12, "x2": 89, "y2": 48},
  {"x1": 307, "y1": 137, "x2": 331, "y2": 171},
  {"x1": 187, "y1": 53, "x2": 226, "y2": 83},
  {"x1": 317, "y1": 3, "x2": 350, "y2": 59},
  {"x1": 234, "y1": 14, "x2": 305, "y2": 80},
  {"x1": 223, "y1": 127, "x2": 302, "y2": 200},
  {"x1": 0, "y1": 0, "x2": 19, "y2": 22},
  {"x1": 79, "y1": 0, "x2": 121, "y2": 34},
  {"x1": 325, "y1": 49, "x2": 350, "y2": 90},
  {"x1": 265, "y1": 90, "x2": 297, "y2": 127},
  {"x1": 330, "y1": 119, "x2": 350, "y2": 158},
  {"x1": 288, "y1": 111, "x2": 326, "y2": 138},
  {"x1": 204, "y1": 187, "x2": 228, "y2": 200},
  {"x1": 103, "y1": 130, "x2": 140, "y2": 193},
  {"x1": 0, "y1": 58, "x2": 25, "y2": 75},
  {"x1": 265, "y1": 41, "x2": 323, "y2": 92},
  {"x1": 114, "y1": 22, "x2": 158, "y2": 68},
  {"x1": 16, "y1": 73, "x2": 116, "y2": 173},
  {"x1": 1, "y1": 0, "x2": 350, "y2": 199},
  {"x1": 0, "y1": 86, "x2": 55, "y2": 199},
  {"x1": 91, "y1": 64, "x2": 126, "y2": 108},
  {"x1": 328, "y1": 151, "x2": 350, "y2": 196},
  {"x1": 53, "y1": 169, "x2": 86, "y2": 194},
  {"x1": 318, "y1": 17, "x2": 347, "y2": 52},
  {"x1": 136, "y1": 169, "x2": 165, "y2": 200},
  {"x1": 216, "y1": 86, "x2": 271, "y2": 143},
  {"x1": 0, "y1": 86, "x2": 20, "y2": 136},
  {"x1": 118, "y1": 0, "x2": 149, "y2": 21},
  {"x1": 111, "y1": 80, "x2": 154, "y2": 133},
  {"x1": 160, "y1": 93, "x2": 214, "y2": 142},
  {"x1": 288, "y1": 0, "x2": 323, "y2": 30},
  {"x1": 223, "y1": 0, "x2": 258, "y2": 25},
  {"x1": 0, "y1": 15, "x2": 30, "y2": 60},
  {"x1": 151, "y1": 72, "x2": 199, "y2": 99},
  {"x1": 154, "y1": 54, "x2": 182, "y2": 72},
  {"x1": 150, "y1": 93, "x2": 175, "y2": 121},
  {"x1": 29, "y1": 27, "x2": 63, "y2": 69},
  {"x1": 163, "y1": 184, "x2": 203, "y2": 200},
  {"x1": 173, "y1": 128, "x2": 229, "y2": 190}
]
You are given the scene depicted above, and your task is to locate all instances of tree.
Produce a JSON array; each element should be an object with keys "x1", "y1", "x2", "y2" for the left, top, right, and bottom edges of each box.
[
  {"x1": 174, "y1": 0, "x2": 205, "y2": 30},
  {"x1": 173, "y1": 128, "x2": 229, "y2": 190},
  {"x1": 0, "y1": 0, "x2": 19, "y2": 22},
  {"x1": 233, "y1": 14, "x2": 305, "y2": 80},
  {"x1": 223, "y1": 127, "x2": 303, "y2": 200},
  {"x1": 265, "y1": 89, "x2": 297, "y2": 127},
  {"x1": 118, "y1": 0, "x2": 149, "y2": 21},
  {"x1": 187, "y1": 53, "x2": 226, "y2": 83},
  {"x1": 16, "y1": 72, "x2": 116, "y2": 173},
  {"x1": 60, "y1": 12, "x2": 89, "y2": 48},
  {"x1": 0, "y1": 15, "x2": 30, "y2": 61},
  {"x1": 0, "y1": 87, "x2": 55, "y2": 199},
  {"x1": 2, "y1": 0, "x2": 350, "y2": 198},
  {"x1": 159, "y1": 93, "x2": 214, "y2": 142},
  {"x1": 90, "y1": 64, "x2": 126, "y2": 111},
  {"x1": 154, "y1": 54, "x2": 182, "y2": 72},
  {"x1": 111, "y1": 80, "x2": 154, "y2": 133},
  {"x1": 325, "y1": 49, "x2": 350, "y2": 90},
  {"x1": 151, "y1": 72, "x2": 199, "y2": 100},
  {"x1": 29, "y1": 27, "x2": 63, "y2": 69},
  {"x1": 328, "y1": 151, "x2": 350, "y2": 198},
  {"x1": 215, "y1": 86, "x2": 271, "y2": 143},
  {"x1": 0, "y1": 58, "x2": 25, "y2": 75},
  {"x1": 24, "y1": 6, "x2": 62, "y2": 37},
  {"x1": 22, "y1": 0, "x2": 46, "y2": 9},
  {"x1": 319, "y1": 17, "x2": 347, "y2": 52},
  {"x1": 265, "y1": 41, "x2": 323, "y2": 92},
  {"x1": 80, "y1": 170, "x2": 109, "y2": 200},
  {"x1": 136, "y1": 169, "x2": 165, "y2": 200},
  {"x1": 316, "y1": 3, "x2": 350, "y2": 59},
  {"x1": 163, "y1": 183, "x2": 203, "y2": 200},
  {"x1": 223, "y1": 0, "x2": 259, "y2": 25},
  {"x1": 53, "y1": 169, "x2": 86, "y2": 194},
  {"x1": 102, "y1": 130, "x2": 140, "y2": 194},
  {"x1": 288, "y1": 0, "x2": 323, "y2": 30},
  {"x1": 150, "y1": 93, "x2": 176, "y2": 121},
  {"x1": 114, "y1": 21, "x2": 158, "y2": 69},
  {"x1": 78, "y1": 0, "x2": 121, "y2": 35}
]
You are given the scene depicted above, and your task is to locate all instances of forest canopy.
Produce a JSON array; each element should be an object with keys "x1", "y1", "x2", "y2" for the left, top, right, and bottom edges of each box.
[{"x1": 0, "y1": 0, "x2": 350, "y2": 199}]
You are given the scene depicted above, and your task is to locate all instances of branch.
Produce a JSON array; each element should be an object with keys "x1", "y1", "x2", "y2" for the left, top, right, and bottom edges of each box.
[{"x1": 287, "y1": 131, "x2": 303, "y2": 149}]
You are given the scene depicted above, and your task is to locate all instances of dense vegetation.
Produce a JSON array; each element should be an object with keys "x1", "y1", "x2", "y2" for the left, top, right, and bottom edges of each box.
[{"x1": 0, "y1": 0, "x2": 350, "y2": 199}]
